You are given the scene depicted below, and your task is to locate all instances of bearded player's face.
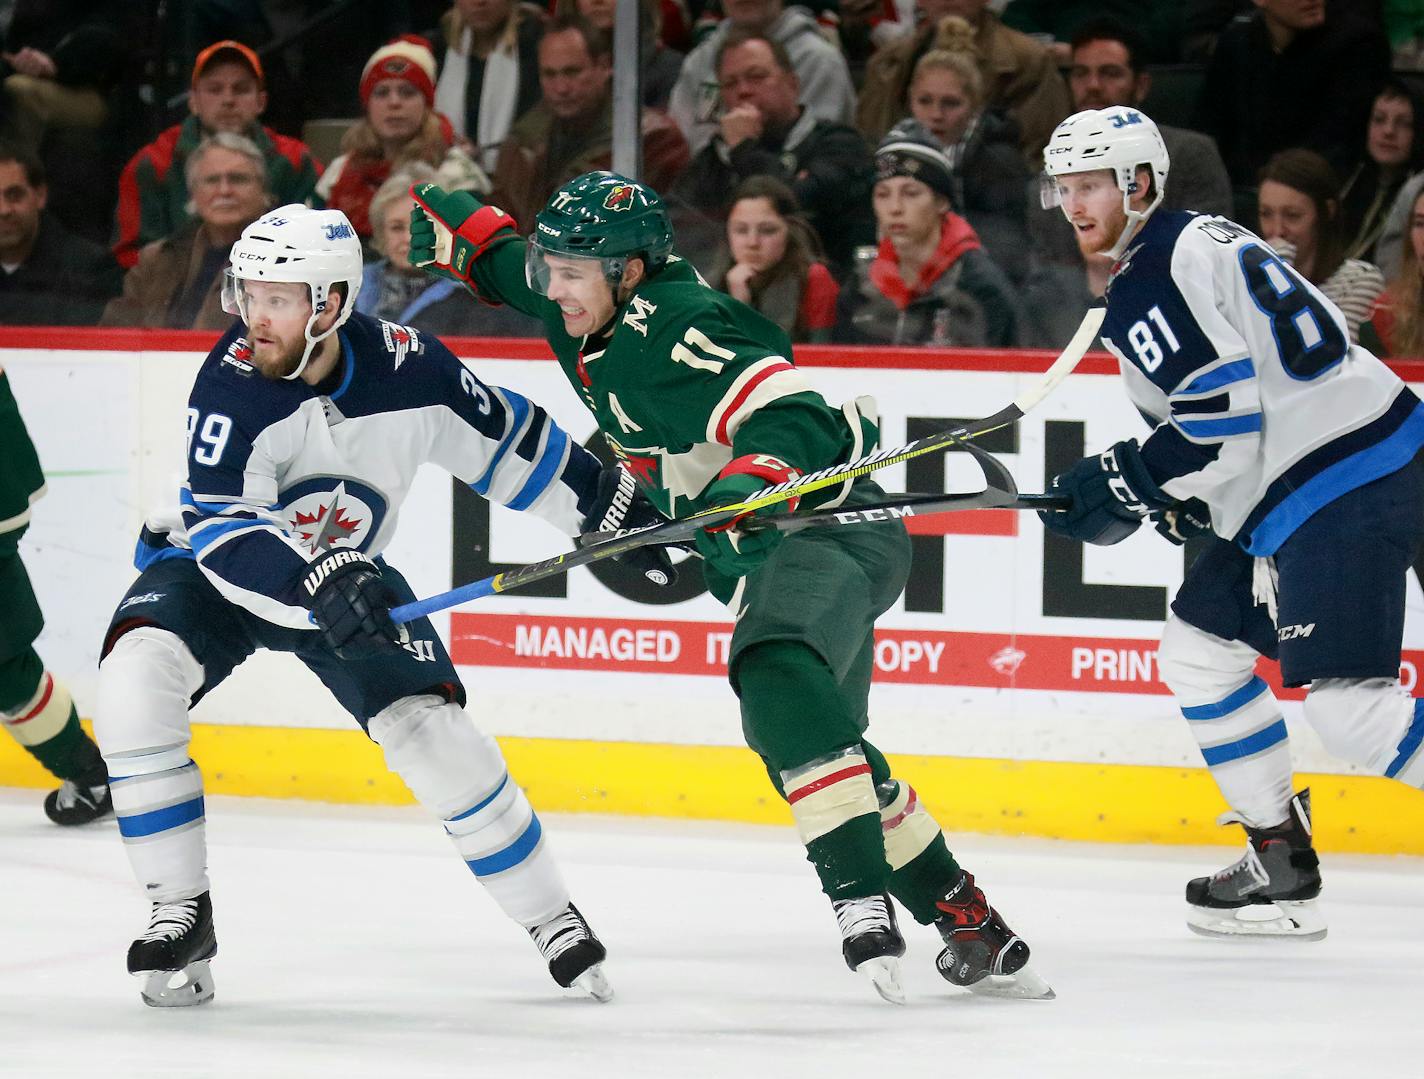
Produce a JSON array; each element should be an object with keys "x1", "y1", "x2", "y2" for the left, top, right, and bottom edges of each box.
[
  {"x1": 242, "y1": 280, "x2": 314, "y2": 378},
  {"x1": 543, "y1": 254, "x2": 616, "y2": 337},
  {"x1": 1054, "y1": 169, "x2": 1130, "y2": 257}
]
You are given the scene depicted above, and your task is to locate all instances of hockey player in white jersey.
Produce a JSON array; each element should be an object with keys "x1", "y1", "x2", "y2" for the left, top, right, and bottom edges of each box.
[
  {"x1": 93, "y1": 205, "x2": 673, "y2": 1006},
  {"x1": 1038, "y1": 107, "x2": 1424, "y2": 940}
]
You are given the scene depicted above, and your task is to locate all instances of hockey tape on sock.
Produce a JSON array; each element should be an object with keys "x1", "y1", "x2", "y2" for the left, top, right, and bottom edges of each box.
[
  {"x1": 782, "y1": 748, "x2": 878, "y2": 845},
  {"x1": 1, "y1": 672, "x2": 74, "y2": 747},
  {"x1": 879, "y1": 782, "x2": 942, "y2": 871}
]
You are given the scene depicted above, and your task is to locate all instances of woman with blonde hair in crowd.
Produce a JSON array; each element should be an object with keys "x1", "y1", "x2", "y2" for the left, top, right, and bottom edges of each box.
[
  {"x1": 902, "y1": 16, "x2": 1029, "y2": 281},
  {"x1": 433, "y1": 0, "x2": 547, "y2": 173},
  {"x1": 1365, "y1": 185, "x2": 1424, "y2": 358},
  {"x1": 1258, "y1": 148, "x2": 1385, "y2": 345},
  {"x1": 711, "y1": 176, "x2": 839, "y2": 344},
  {"x1": 318, "y1": 35, "x2": 487, "y2": 242}
]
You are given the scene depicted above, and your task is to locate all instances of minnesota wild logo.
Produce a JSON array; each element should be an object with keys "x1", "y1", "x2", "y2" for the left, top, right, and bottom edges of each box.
[{"x1": 602, "y1": 184, "x2": 636, "y2": 211}]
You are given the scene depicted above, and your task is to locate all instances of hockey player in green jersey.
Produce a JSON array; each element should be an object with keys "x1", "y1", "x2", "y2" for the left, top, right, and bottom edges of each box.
[
  {"x1": 0, "y1": 369, "x2": 111, "y2": 824},
  {"x1": 408, "y1": 171, "x2": 1049, "y2": 1002}
]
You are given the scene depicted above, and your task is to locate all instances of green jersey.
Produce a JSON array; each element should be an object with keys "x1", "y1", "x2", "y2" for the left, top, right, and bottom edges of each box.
[
  {"x1": 0, "y1": 370, "x2": 46, "y2": 545},
  {"x1": 470, "y1": 241, "x2": 874, "y2": 518}
]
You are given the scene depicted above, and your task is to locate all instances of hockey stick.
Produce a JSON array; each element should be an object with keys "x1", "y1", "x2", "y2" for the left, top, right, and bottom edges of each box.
[
  {"x1": 753, "y1": 489, "x2": 1068, "y2": 534},
  {"x1": 394, "y1": 435, "x2": 1013, "y2": 624},
  {"x1": 679, "y1": 300, "x2": 1106, "y2": 524},
  {"x1": 578, "y1": 439, "x2": 1067, "y2": 542},
  {"x1": 389, "y1": 304, "x2": 1103, "y2": 624}
]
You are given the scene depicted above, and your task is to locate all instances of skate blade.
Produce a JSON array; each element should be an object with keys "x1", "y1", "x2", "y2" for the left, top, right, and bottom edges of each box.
[
  {"x1": 855, "y1": 955, "x2": 906, "y2": 1005},
  {"x1": 1186, "y1": 899, "x2": 1327, "y2": 941},
  {"x1": 137, "y1": 960, "x2": 215, "y2": 1008},
  {"x1": 965, "y1": 963, "x2": 1055, "y2": 1001},
  {"x1": 571, "y1": 963, "x2": 614, "y2": 1003}
]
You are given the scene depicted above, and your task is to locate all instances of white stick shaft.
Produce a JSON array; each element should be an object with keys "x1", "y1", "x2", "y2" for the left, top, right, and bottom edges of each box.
[{"x1": 1012, "y1": 303, "x2": 1106, "y2": 415}]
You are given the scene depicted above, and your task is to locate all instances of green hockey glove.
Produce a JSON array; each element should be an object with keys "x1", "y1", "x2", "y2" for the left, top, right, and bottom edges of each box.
[
  {"x1": 693, "y1": 454, "x2": 802, "y2": 578},
  {"x1": 408, "y1": 183, "x2": 516, "y2": 283}
]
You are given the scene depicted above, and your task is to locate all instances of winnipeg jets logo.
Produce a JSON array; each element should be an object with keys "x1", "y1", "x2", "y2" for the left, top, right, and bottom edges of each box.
[
  {"x1": 603, "y1": 184, "x2": 636, "y2": 211},
  {"x1": 284, "y1": 481, "x2": 381, "y2": 554},
  {"x1": 622, "y1": 295, "x2": 656, "y2": 336},
  {"x1": 989, "y1": 645, "x2": 1026, "y2": 677},
  {"x1": 323, "y1": 221, "x2": 356, "y2": 240},
  {"x1": 381, "y1": 321, "x2": 422, "y2": 370},
  {"x1": 119, "y1": 591, "x2": 165, "y2": 610}
]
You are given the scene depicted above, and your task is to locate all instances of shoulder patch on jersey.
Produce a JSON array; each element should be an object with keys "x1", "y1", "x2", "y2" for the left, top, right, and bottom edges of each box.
[
  {"x1": 1107, "y1": 243, "x2": 1145, "y2": 293},
  {"x1": 221, "y1": 337, "x2": 255, "y2": 377},
  {"x1": 622, "y1": 295, "x2": 657, "y2": 336},
  {"x1": 380, "y1": 321, "x2": 423, "y2": 371}
]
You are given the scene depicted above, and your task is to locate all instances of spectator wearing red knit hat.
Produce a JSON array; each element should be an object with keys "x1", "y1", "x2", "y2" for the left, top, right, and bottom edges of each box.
[
  {"x1": 112, "y1": 40, "x2": 322, "y2": 269},
  {"x1": 317, "y1": 34, "x2": 488, "y2": 241}
]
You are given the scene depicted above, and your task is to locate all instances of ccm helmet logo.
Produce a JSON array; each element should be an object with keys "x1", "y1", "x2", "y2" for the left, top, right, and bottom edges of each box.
[
  {"x1": 236, "y1": 251, "x2": 268, "y2": 261},
  {"x1": 537, "y1": 222, "x2": 562, "y2": 237}
]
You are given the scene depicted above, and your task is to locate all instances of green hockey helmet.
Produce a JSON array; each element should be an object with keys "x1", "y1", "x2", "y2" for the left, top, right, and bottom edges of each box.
[{"x1": 526, "y1": 171, "x2": 675, "y2": 295}]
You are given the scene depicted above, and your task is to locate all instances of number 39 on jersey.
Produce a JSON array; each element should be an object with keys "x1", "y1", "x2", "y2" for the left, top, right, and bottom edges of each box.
[{"x1": 186, "y1": 408, "x2": 233, "y2": 466}]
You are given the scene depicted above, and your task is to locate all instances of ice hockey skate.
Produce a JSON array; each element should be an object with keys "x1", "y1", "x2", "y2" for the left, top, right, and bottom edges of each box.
[
  {"x1": 43, "y1": 778, "x2": 112, "y2": 826},
  {"x1": 127, "y1": 891, "x2": 217, "y2": 1007},
  {"x1": 1186, "y1": 789, "x2": 1325, "y2": 941},
  {"x1": 933, "y1": 871, "x2": 1053, "y2": 1000},
  {"x1": 832, "y1": 893, "x2": 906, "y2": 1004},
  {"x1": 529, "y1": 903, "x2": 612, "y2": 1002}
]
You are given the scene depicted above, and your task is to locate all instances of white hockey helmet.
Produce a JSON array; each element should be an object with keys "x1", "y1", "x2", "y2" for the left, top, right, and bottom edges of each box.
[
  {"x1": 1041, "y1": 106, "x2": 1171, "y2": 258},
  {"x1": 223, "y1": 205, "x2": 364, "y2": 380}
]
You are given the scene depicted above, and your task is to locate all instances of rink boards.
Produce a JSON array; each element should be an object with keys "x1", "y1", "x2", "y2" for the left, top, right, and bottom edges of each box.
[{"x1": 3, "y1": 327, "x2": 1424, "y2": 853}]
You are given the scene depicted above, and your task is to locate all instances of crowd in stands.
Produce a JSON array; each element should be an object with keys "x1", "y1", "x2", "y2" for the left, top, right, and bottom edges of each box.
[{"x1": 5, "y1": 0, "x2": 1424, "y2": 354}]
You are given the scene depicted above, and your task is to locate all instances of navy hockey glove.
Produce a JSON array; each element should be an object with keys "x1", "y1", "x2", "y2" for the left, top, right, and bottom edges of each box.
[
  {"x1": 301, "y1": 550, "x2": 410, "y2": 658},
  {"x1": 580, "y1": 465, "x2": 679, "y2": 587},
  {"x1": 409, "y1": 183, "x2": 516, "y2": 283},
  {"x1": 1153, "y1": 497, "x2": 1212, "y2": 545},
  {"x1": 693, "y1": 454, "x2": 801, "y2": 578},
  {"x1": 1039, "y1": 439, "x2": 1173, "y2": 546}
]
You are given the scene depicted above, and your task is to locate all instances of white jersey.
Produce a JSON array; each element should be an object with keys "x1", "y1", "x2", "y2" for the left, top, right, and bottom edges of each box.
[
  {"x1": 1099, "y1": 210, "x2": 1424, "y2": 554},
  {"x1": 136, "y1": 313, "x2": 600, "y2": 628}
]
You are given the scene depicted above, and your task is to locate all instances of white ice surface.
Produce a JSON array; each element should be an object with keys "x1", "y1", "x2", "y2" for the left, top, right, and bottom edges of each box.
[{"x1": 2, "y1": 788, "x2": 1421, "y2": 1079}]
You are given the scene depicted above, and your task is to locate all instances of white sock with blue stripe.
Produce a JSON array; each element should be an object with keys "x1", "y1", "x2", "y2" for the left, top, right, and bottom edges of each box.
[
  {"x1": 107, "y1": 747, "x2": 210, "y2": 903},
  {"x1": 1304, "y1": 678, "x2": 1424, "y2": 786},
  {"x1": 369, "y1": 695, "x2": 570, "y2": 928},
  {"x1": 1387, "y1": 699, "x2": 1424, "y2": 785},
  {"x1": 1159, "y1": 617, "x2": 1295, "y2": 828},
  {"x1": 444, "y1": 774, "x2": 569, "y2": 927}
]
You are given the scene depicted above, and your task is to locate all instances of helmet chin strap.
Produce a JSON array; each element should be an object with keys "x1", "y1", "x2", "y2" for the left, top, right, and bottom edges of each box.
[
  {"x1": 1103, "y1": 175, "x2": 1163, "y2": 261},
  {"x1": 284, "y1": 309, "x2": 329, "y2": 381},
  {"x1": 283, "y1": 290, "x2": 344, "y2": 381}
]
